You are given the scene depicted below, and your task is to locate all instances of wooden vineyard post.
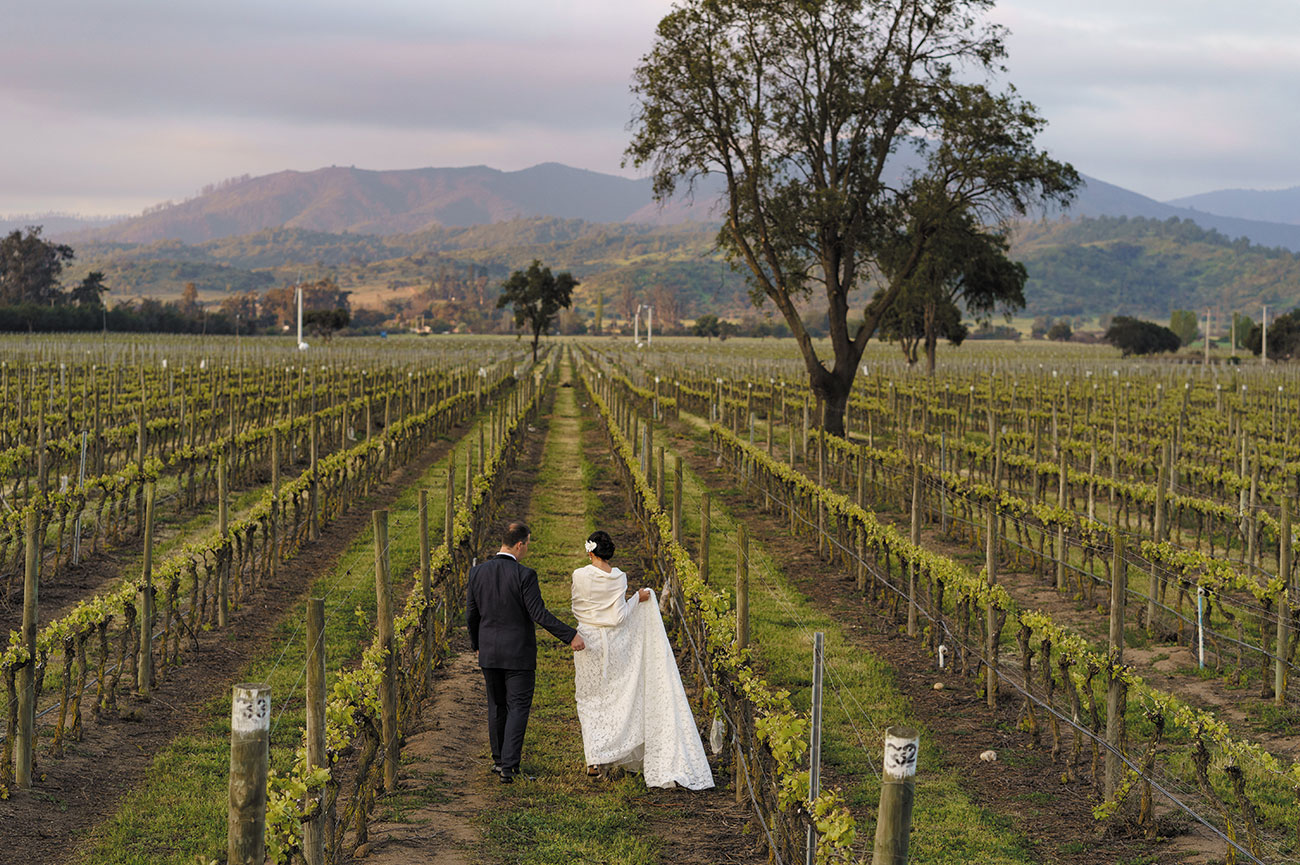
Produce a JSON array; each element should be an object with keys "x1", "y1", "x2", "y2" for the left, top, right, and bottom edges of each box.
[
  {"x1": 228, "y1": 682, "x2": 271, "y2": 865},
  {"x1": 464, "y1": 442, "x2": 473, "y2": 511},
  {"x1": 735, "y1": 523, "x2": 749, "y2": 653},
  {"x1": 16, "y1": 511, "x2": 39, "y2": 789},
  {"x1": 1276, "y1": 500, "x2": 1292, "y2": 705},
  {"x1": 137, "y1": 482, "x2": 156, "y2": 698},
  {"x1": 309, "y1": 416, "x2": 320, "y2": 542},
  {"x1": 419, "y1": 489, "x2": 433, "y2": 691},
  {"x1": 802, "y1": 394, "x2": 809, "y2": 465},
  {"x1": 672, "y1": 456, "x2": 683, "y2": 543},
  {"x1": 908, "y1": 459, "x2": 920, "y2": 638},
  {"x1": 872, "y1": 726, "x2": 919, "y2": 865},
  {"x1": 1105, "y1": 536, "x2": 1127, "y2": 799},
  {"x1": 270, "y1": 433, "x2": 280, "y2": 580},
  {"x1": 219, "y1": 454, "x2": 230, "y2": 628},
  {"x1": 373, "y1": 509, "x2": 399, "y2": 793},
  {"x1": 700, "y1": 491, "x2": 711, "y2": 586},
  {"x1": 656, "y1": 446, "x2": 665, "y2": 509},
  {"x1": 445, "y1": 452, "x2": 457, "y2": 555},
  {"x1": 733, "y1": 520, "x2": 749, "y2": 809},
  {"x1": 985, "y1": 440, "x2": 1000, "y2": 709},
  {"x1": 1056, "y1": 450, "x2": 1067, "y2": 592},
  {"x1": 1147, "y1": 444, "x2": 1169, "y2": 633},
  {"x1": 135, "y1": 398, "x2": 145, "y2": 532},
  {"x1": 303, "y1": 599, "x2": 327, "y2": 865}
]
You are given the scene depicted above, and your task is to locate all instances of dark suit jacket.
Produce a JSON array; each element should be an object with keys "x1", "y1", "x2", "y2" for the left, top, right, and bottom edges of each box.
[{"x1": 466, "y1": 553, "x2": 578, "y2": 669}]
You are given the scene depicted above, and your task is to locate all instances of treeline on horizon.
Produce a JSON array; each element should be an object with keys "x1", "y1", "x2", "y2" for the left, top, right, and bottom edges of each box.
[{"x1": 10, "y1": 211, "x2": 1300, "y2": 337}]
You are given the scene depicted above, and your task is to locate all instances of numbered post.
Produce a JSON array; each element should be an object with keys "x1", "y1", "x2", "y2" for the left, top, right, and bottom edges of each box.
[
  {"x1": 228, "y1": 683, "x2": 271, "y2": 865},
  {"x1": 872, "y1": 726, "x2": 919, "y2": 865}
]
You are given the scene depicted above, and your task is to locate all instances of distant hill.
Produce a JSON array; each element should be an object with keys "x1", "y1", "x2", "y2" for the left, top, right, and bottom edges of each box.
[
  {"x1": 1011, "y1": 215, "x2": 1300, "y2": 318},
  {"x1": 1053, "y1": 176, "x2": 1300, "y2": 251},
  {"x1": 66, "y1": 164, "x2": 716, "y2": 245},
  {"x1": 1166, "y1": 186, "x2": 1300, "y2": 226},
  {"x1": 61, "y1": 161, "x2": 1300, "y2": 255}
]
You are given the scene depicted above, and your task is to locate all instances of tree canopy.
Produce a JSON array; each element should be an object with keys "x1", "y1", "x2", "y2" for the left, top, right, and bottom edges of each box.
[
  {"x1": 872, "y1": 210, "x2": 1026, "y2": 372},
  {"x1": 0, "y1": 226, "x2": 74, "y2": 305},
  {"x1": 1247, "y1": 308, "x2": 1300, "y2": 360},
  {"x1": 497, "y1": 260, "x2": 578, "y2": 361},
  {"x1": 1104, "y1": 316, "x2": 1181, "y2": 356},
  {"x1": 1168, "y1": 309, "x2": 1200, "y2": 346},
  {"x1": 627, "y1": 0, "x2": 1077, "y2": 434}
]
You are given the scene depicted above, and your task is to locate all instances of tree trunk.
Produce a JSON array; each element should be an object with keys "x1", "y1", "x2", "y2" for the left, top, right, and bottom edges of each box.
[{"x1": 811, "y1": 371, "x2": 852, "y2": 438}]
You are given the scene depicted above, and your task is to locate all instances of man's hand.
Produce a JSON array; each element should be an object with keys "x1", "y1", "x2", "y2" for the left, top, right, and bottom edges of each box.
[
  {"x1": 571, "y1": 634, "x2": 586, "y2": 651},
  {"x1": 637, "y1": 588, "x2": 651, "y2": 602}
]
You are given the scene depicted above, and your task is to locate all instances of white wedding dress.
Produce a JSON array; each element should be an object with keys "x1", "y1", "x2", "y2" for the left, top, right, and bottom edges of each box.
[{"x1": 571, "y1": 563, "x2": 714, "y2": 790}]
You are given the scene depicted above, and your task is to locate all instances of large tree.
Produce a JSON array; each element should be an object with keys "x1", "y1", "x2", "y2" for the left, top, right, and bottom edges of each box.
[
  {"x1": 0, "y1": 226, "x2": 75, "y2": 305},
  {"x1": 497, "y1": 260, "x2": 578, "y2": 361},
  {"x1": 627, "y1": 0, "x2": 1078, "y2": 434}
]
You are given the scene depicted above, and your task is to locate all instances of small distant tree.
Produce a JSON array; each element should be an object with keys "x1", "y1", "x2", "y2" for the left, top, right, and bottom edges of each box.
[
  {"x1": 1105, "y1": 316, "x2": 1181, "y2": 356},
  {"x1": 1246, "y1": 308, "x2": 1300, "y2": 360},
  {"x1": 1169, "y1": 309, "x2": 1199, "y2": 346},
  {"x1": 693, "y1": 314, "x2": 721, "y2": 339},
  {"x1": 497, "y1": 260, "x2": 578, "y2": 361},
  {"x1": 303, "y1": 307, "x2": 350, "y2": 340},
  {"x1": 177, "y1": 282, "x2": 202, "y2": 316},
  {"x1": 593, "y1": 290, "x2": 605, "y2": 335},
  {"x1": 1047, "y1": 320, "x2": 1072, "y2": 341},
  {"x1": 1232, "y1": 312, "x2": 1256, "y2": 349},
  {"x1": 1030, "y1": 316, "x2": 1054, "y2": 339},
  {"x1": 70, "y1": 271, "x2": 109, "y2": 308}
]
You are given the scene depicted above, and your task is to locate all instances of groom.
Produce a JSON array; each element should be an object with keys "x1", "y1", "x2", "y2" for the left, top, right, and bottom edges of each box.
[{"x1": 466, "y1": 521, "x2": 585, "y2": 783}]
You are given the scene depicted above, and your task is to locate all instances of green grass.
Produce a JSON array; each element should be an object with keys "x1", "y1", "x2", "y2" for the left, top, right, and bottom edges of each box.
[
  {"x1": 653, "y1": 402, "x2": 1038, "y2": 863},
  {"x1": 69, "y1": 416, "x2": 489, "y2": 865},
  {"x1": 478, "y1": 357, "x2": 663, "y2": 865}
]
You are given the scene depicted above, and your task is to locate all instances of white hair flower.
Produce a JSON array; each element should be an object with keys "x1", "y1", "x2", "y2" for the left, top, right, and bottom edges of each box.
[{"x1": 584, "y1": 540, "x2": 598, "y2": 553}]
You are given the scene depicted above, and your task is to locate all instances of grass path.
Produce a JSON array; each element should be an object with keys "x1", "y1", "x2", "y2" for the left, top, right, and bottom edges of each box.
[{"x1": 478, "y1": 360, "x2": 663, "y2": 864}]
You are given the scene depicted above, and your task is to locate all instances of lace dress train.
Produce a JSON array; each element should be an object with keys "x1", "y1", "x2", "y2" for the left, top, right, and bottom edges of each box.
[{"x1": 573, "y1": 590, "x2": 714, "y2": 790}]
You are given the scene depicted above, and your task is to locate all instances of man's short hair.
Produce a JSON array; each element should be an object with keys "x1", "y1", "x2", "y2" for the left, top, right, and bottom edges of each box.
[{"x1": 503, "y1": 521, "x2": 531, "y2": 547}]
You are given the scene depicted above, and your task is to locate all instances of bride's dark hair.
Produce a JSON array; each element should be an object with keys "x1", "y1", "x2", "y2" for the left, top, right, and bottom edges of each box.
[{"x1": 587, "y1": 530, "x2": 615, "y2": 561}]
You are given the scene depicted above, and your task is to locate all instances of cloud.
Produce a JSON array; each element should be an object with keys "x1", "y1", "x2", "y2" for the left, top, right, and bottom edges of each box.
[
  {"x1": 993, "y1": 0, "x2": 1300, "y2": 198},
  {"x1": 2, "y1": 0, "x2": 1296, "y2": 214}
]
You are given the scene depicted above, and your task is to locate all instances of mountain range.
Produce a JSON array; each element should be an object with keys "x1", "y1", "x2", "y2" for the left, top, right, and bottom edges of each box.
[
  {"x1": 8, "y1": 161, "x2": 1300, "y2": 323},
  {"x1": 9, "y1": 161, "x2": 1298, "y2": 252}
]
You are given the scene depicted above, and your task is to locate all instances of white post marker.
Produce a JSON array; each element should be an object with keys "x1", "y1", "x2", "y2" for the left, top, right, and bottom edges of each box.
[
  {"x1": 873, "y1": 726, "x2": 919, "y2": 865},
  {"x1": 228, "y1": 682, "x2": 271, "y2": 865}
]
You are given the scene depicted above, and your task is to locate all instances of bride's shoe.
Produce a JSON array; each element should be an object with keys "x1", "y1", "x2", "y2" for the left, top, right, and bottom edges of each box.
[{"x1": 585, "y1": 764, "x2": 601, "y2": 777}]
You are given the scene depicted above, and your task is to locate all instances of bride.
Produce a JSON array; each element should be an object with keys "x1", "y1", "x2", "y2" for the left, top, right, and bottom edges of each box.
[{"x1": 570, "y1": 530, "x2": 714, "y2": 790}]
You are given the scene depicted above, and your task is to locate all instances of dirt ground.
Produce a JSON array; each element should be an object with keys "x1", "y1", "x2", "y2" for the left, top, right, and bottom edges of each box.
[
  {"x1": 667, "y1": 421, "x2": 1224, "y2": 865},
  {"x1": 0, "y1": 421, "x2": 474, "y2": 865}
]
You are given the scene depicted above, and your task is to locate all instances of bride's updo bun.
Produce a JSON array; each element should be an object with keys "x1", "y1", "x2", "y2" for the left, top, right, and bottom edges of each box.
[{"x1": 587, "y1": 530, "x2": 615, "y2": 560}]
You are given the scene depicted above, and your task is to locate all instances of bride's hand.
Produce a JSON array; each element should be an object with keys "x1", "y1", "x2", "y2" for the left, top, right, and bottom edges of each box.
[{"x1": 638, "y1": 588, "x2": 651, "y2": 602}]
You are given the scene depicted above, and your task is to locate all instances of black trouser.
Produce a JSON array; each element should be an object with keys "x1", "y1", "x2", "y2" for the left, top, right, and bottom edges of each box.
[{"x1": 481, "y1": 667, "x2": 535, "y2": 773}]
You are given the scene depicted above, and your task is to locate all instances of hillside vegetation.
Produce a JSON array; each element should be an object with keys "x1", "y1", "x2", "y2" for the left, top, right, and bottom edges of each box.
[
  {"x1": 58, "y1": 214, "x2": 1300, "y2": 325},
  {"x1": 1012, "y1": 215, "x2": 1300, "y2": 317}
]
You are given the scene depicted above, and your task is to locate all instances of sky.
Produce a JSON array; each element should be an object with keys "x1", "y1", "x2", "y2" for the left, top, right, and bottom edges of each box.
[{"x1": 1, "y1": 0, "x2": 1297, "y2": 217}]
